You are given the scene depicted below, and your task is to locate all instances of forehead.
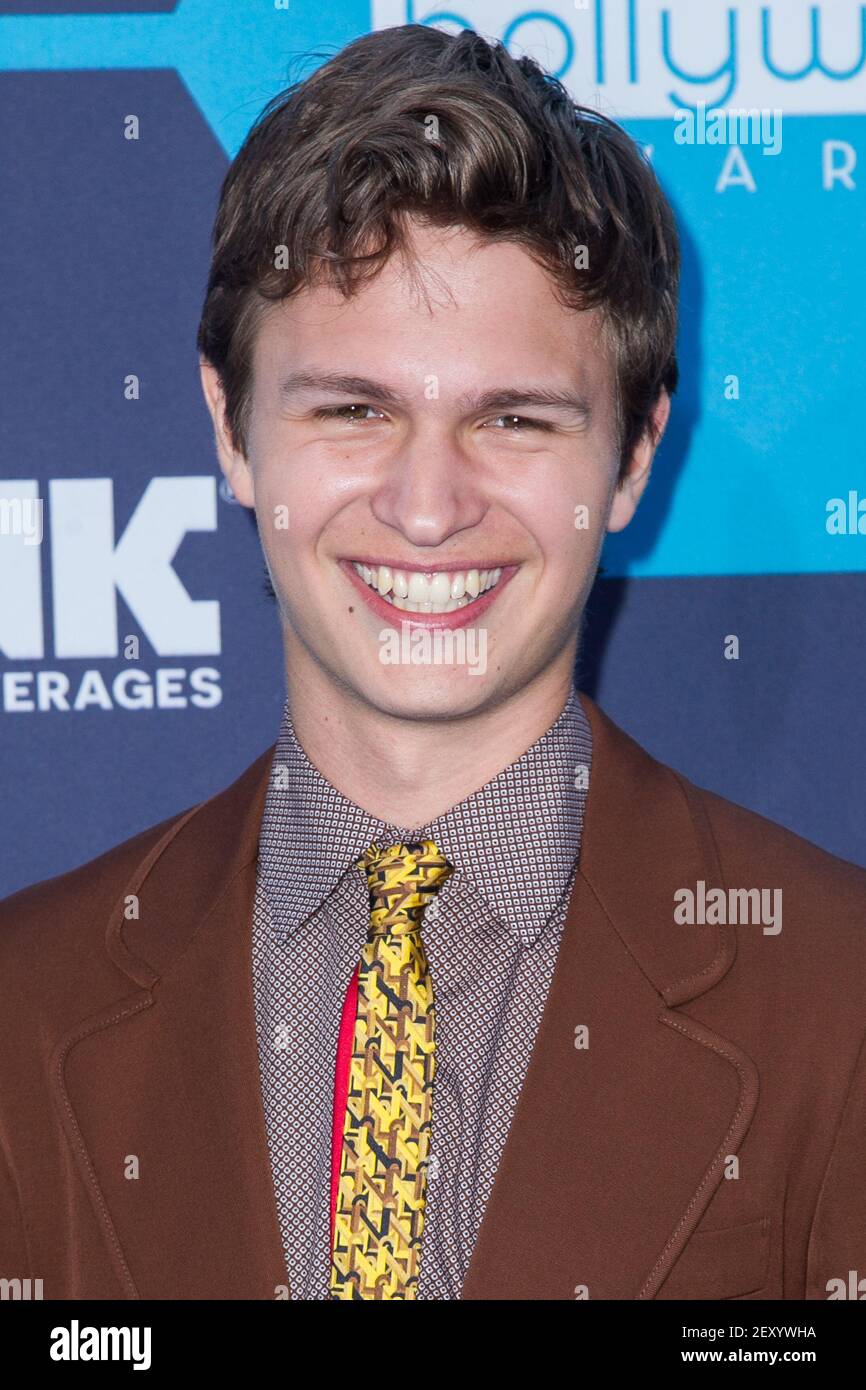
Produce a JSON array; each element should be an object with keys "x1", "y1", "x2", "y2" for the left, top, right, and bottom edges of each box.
[{"x1": 252, "y1": 223, "x2": 611, "y2": 397}]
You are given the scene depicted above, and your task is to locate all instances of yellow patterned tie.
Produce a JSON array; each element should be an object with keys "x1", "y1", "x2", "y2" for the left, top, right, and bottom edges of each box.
[{"x1": 329, "y1": 839, "x2": 453, "y2": 1300}]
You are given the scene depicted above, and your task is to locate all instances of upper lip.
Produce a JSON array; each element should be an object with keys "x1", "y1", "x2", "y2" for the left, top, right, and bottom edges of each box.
[{"x1": 344, "y1": 558, "x2": 513, "y2": 572}]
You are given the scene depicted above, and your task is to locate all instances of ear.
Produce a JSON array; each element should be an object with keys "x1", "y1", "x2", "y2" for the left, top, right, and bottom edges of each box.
[
  {"x1": 199, "y1": 357, "x2": 255, "y2": 508},
  {"x1": 607, "y1": 388, "x2": 671, "y2": 534}
]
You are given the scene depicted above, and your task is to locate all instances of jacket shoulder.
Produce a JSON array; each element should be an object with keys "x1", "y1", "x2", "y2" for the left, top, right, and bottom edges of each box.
[
  {"x1": 687, "y1": 774, "x2": 866, "y2": 900},
  {"x1": 0, "y1": 745, "x2": 275, "y2": 971},
  {"x1": 676, "y1": 770, "x2": 866, "y2": 987},
  {"x1": 0, "y1": 808, "x2": 193, "y2": 964},
  {"x1": 583, "y1": 692, "x2": 866, "y2": 910}
]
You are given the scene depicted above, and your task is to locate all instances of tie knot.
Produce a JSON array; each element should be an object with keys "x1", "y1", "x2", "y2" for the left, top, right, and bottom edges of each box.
[{"x1": 355, "y1": 839, "x2": 453, "y2": 936}]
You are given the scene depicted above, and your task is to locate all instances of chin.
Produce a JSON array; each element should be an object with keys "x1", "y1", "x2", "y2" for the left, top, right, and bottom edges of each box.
[{"x1": 348, "y1": 667, "x2": 503, "y2": 723}]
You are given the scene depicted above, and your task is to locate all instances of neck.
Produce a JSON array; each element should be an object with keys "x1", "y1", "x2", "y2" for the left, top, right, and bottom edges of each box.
[{"x1": 284, "y1": 653, "x2": 578, "y2": 828}]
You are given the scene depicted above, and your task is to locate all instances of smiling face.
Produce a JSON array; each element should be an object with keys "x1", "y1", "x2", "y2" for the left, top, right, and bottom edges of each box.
[{"x1": 202, "y1": 220, "x2": 663, "y2": 723}]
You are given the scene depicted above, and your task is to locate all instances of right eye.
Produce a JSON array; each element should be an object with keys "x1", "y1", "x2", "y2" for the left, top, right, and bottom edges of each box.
[{"x1": 314, "y1": 404, "x2": 388, "y2": 423}]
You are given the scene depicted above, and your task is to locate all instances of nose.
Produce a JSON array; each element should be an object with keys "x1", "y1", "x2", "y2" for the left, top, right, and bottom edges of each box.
[{"x1": 368, "y1": 422, "x2": 487, "y2": 548}]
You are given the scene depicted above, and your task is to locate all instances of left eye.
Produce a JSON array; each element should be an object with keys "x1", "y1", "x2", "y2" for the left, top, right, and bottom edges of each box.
[
  {"x1": 316, "y1": 404, "x2": 386, "y2": 422},
  {"x1": 485, "y1": 415, "x2": 551, "y2": 432}
]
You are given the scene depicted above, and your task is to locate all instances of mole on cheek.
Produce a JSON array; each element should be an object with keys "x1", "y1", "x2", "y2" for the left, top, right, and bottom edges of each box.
[{"x1": 348, "y1": 606, "x2": 354, "y2": 613}]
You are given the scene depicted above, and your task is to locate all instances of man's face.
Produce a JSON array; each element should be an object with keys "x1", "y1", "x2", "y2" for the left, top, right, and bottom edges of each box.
[{"x1": 204, "y1": 221, "x2": 660, "y2": 721}]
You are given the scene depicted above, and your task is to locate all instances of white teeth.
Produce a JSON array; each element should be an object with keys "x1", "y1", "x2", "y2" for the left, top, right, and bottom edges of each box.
[
  {"x1": 351, "y1": 562, "x2": 504, "y2": 612},
  {"x1": 407, "y1": 571, "x2": 427, "y2": 603},
  {"x1": 429, "y1": 572, "x2": 452, "y2": 604}
]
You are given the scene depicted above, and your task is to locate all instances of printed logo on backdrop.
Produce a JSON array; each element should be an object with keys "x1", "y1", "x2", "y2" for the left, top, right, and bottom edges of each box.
[
  {"x1": 7, "y1": 0, "x2": 861, "y2": 131},
  {"x1": 0, "y1": 0, "x2": 367, "y2": 159},
  {"x1": 0, "y1": 478, "x2": 222, "y2": 715},
  {"x1": 373, "y1": 0, "x2": 866, "y2": 114}
]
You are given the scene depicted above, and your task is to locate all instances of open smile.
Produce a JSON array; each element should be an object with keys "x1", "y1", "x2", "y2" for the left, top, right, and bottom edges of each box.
[{"x1": 342, "y1": 559, "x2": 517, "y2": 627}]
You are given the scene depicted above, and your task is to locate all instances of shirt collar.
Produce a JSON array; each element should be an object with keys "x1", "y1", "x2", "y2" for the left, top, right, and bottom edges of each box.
[{"x1": 258, "y1": 685, "x2": 592, "y2": 947}]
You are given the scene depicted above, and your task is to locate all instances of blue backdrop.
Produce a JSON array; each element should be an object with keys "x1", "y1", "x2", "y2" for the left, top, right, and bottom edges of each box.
[{"x1": 1, "y1": 0, "x2": 864, "y2": 896}]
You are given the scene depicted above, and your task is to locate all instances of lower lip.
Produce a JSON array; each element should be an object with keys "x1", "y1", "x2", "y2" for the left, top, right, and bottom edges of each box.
[{"x1": 340, "y1": 561, "x2": 518, "y2": 629}]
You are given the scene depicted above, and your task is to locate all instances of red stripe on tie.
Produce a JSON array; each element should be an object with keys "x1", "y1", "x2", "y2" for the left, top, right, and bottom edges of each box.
[{"x1": 331, "y1": 963, "x2": 360, "y2": 1246}]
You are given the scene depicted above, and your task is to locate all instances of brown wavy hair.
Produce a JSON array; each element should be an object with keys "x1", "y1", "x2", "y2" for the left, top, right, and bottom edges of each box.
[{"x1": 196, "y1": 24, "x2": 680, "y2": 476}]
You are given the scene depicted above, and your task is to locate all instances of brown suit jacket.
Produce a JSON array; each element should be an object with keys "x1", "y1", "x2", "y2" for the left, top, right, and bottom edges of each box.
[{"x1": 2, "y1": 693, "x2": 866, "y2": 1301}]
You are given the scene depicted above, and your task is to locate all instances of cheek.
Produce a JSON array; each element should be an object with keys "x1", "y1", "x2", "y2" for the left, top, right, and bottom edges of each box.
[
  {"x1": 248, "y1": 442, "x2": 321, "y2": 537},
  {"x1": 523, "y1": 475, "x2": 609, "y2": 570}
]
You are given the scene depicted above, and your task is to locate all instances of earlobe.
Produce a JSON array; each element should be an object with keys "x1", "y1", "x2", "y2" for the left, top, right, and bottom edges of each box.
[
  {"x1": 606, "y1": 444, "x2": 653, "y2": 535},
  {"x1": 606, "y1": 474, "x2": 642, "y2": 535},
  {"x1": 222, "y1": 455, "x2": 256, "y2": 510}
]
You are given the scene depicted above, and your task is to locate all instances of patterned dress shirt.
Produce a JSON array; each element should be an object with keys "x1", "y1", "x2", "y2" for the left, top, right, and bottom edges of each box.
[{"x1": 251, "y1": 683, "x2": 592, "y2": 1299}]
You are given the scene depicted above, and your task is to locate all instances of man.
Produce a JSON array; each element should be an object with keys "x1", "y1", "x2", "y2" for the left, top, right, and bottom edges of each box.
[{"x1": 1, "y1": 24, "x2": 865, "y2": 1302}]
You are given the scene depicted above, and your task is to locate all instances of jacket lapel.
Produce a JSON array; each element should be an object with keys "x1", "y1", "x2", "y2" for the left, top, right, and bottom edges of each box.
[
  {"x1": 52, "y1": 749, "x2": 288, "y2": 1299},
  {"x1": 461, "y1": 693, "x2": 759, "y2": 1299}
]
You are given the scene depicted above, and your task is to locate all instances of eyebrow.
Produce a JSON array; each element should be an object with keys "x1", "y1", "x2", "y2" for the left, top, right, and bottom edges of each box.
[{"x1": 277, "y1": 371, "x2": 592, "y2": 421}]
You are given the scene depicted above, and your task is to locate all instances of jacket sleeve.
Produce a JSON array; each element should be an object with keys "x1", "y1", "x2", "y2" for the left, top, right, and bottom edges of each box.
[{"x1": 805, "y1": 1023, "x2": 866, "y2": 1299}]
